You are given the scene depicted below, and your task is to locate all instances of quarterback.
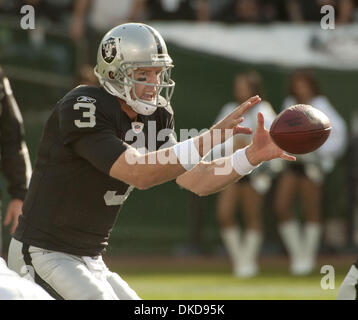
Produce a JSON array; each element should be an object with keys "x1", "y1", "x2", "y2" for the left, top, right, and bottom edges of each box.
[{"x1": 7, "y1": 23, "x2": 294, "y2": 299}]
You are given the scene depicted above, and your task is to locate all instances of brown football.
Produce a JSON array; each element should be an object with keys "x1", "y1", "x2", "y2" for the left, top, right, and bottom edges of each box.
[{"x1": 269, "y1": 104, "x2": 331, "y2": 154}]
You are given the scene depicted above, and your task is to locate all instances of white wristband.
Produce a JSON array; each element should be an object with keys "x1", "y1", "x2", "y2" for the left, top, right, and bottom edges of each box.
[
  {"x1": 173, "y1": 138, "x2": 202, "y2": 171},
  {"x1": 231, "y1": 146, "x2": 260, "y2": 176}
]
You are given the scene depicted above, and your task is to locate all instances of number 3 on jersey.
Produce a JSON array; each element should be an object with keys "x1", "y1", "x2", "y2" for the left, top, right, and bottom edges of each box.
[{"x1": 74, "y1": 103, "x2": 96, "y2": 128}]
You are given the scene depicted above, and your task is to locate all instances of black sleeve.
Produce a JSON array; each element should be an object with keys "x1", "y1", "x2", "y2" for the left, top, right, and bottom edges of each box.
[
  {"x1": 71, "y1": 132, "x2": 129, "y2": 175},
  {"x1": 0, "y1": 72, "x2": 31, "y2": 200},
  {"x1": 58, "y1": 94, "x2": 129, "y2": 174}
]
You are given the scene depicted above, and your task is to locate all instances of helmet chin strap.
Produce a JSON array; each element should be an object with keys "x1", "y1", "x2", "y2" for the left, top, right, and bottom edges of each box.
[{"x1": 127, "y1": 99, "x2": 157, "y2": 116}]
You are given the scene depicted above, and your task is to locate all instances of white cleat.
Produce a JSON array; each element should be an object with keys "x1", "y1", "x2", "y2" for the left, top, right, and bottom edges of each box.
[
  {"x1": 234, "y1": 264, "x2": 259, "y2": 278},
  {"x1": 290, "y1": 257, "x2": 315, "y2": 276}
]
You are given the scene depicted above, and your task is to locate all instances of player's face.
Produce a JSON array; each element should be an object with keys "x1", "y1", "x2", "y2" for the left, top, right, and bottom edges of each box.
[
  {"x1": 234, "y1": 76, "x2": 251, "y2": 103},
  {"x1": 132, "y1": 67, "x2": 162, "y2": 102},
  {"x1": 292, "y1": 78, "x2": 314, "y2": 103}
]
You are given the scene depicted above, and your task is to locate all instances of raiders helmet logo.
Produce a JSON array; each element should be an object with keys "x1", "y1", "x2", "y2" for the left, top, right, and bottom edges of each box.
[{"x1": 101, "y1": 37, "x2": 118, "y2": 63}]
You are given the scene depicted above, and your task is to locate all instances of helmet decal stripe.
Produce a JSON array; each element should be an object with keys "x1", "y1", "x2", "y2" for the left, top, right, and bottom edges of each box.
[{"x1": 144, "y1": 26, "x2": 163, "y2": 54}]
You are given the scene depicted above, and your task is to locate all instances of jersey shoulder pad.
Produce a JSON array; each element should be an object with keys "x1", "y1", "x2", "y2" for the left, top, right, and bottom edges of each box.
[
  {"x1": 163, "y1": 102, "x2": 174, "y2": 115},
  {"x1": 58, "y1": 86, "x2": 115, "y2": 144}
]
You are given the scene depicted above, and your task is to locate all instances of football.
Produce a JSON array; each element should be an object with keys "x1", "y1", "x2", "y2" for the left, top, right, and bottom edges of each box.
[{"x1": 269, "y1": 104, "x2": 331, "y2": 154}]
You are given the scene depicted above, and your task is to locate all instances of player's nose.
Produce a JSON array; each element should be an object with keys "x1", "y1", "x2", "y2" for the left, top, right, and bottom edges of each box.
[{"x1": 147, "y1": 72, "x2": 159, "y2": 85}]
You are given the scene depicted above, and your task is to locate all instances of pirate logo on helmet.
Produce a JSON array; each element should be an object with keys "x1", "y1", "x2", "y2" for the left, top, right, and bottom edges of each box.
[{"x1": 101, "y1": 37, "x2": 118, "y2": 64}]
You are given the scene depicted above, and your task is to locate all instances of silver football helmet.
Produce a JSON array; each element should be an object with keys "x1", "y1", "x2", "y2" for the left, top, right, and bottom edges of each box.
[{"x1": 94, "y1": 23, "x2": 175, "y2": 115}]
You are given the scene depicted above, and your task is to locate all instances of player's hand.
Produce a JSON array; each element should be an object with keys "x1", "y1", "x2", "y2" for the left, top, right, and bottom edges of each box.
[
  {"x1": 3, "y1": 199, "x2": 23, "y2": 235},
  {"x1": 211, "y1": 95, "x2": 261, "y2": 143},
  {"x1": 246, "y1": 112, "x2": 296, "y2": 166}
]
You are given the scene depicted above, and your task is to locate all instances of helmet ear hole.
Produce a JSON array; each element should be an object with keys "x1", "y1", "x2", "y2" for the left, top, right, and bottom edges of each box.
[{"x1": 109, "y1": 71, "x2": 115, "y2": 79}]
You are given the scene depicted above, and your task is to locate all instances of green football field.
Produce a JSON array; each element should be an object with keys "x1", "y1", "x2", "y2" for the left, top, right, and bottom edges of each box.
[{"x1": 106, "y1": 254, "x2": 353, "y2": 300}]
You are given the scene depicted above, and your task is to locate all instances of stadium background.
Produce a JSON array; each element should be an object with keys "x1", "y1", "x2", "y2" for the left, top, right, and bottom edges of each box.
[{"x1": 0, "y1": 0, "x2": 357, "y2": 300}]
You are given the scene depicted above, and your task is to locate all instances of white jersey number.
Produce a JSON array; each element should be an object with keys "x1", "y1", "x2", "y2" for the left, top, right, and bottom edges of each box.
[
  {"x1": 74, "y1": 103, "x2": 96, "y2": 128},
  {"x1": 104, "y1": 186, "x2": 134, "y2": 206}
]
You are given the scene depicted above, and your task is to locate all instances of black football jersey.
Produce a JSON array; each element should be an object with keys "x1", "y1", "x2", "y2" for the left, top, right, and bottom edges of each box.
[{"x1": 14, "y1": 85, "x2": 176, "y2": 256}]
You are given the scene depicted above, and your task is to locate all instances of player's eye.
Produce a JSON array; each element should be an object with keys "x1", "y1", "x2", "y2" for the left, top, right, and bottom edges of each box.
[{"x1": 137, "y1": 77, "x2": 146, "y2": 82}]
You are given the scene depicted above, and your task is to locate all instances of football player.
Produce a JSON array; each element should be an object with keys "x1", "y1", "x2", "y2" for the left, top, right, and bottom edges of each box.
[
  {"x1": 0, "y1": 66, "x2": 32, "y2": 253},
  {"x1": 7, "y1": 23, "x2": 295, "y2": 299}
]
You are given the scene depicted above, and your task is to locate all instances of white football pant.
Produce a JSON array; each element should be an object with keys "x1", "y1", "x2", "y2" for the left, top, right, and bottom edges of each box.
[
  {"x1": 337, "y1": 264, "x2": 358, "y2": 300},
  {"x1": 7, "y1": 238, "x2": 141, "y2": 300},
  {"x1": 0, "y1": 257, "x2": 53, "y2": 300}
]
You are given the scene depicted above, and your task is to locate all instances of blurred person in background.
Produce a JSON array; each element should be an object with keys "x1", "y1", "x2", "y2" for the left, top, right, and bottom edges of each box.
[
  {"x1": 286, "y1": 0, "x2": 355, "y2": 24},
  {"x1": 145, "y1": 0, "x2": 209, "y2": 22},
  {"x1": 213, "y1": 0, "x2": 262, "y2": 23},
  {"x1": 211, "y1": 71, "x2": 280, "y2": 277},
  {"x1": 68, "y1": 0, "x2": 147, "y2": 65},
  {"x1": 274, "y1": 69, "x2": 348, "y2": 276},
  {"x1": 0, "y1": 0, "x2": 21, "y2": 14},
  {"x1": 212, "y1": 0, "x2": 296, "y2": 23},
  {"x1": 16, "y1": 0, "x2": 82, "y2": 38},
  {"x1": 21, "y1": 0, "x2": 74, "y2": 25},
  {"x1": 0, "y1": 66, "x2": 32, "y2": 255},
  {"x1": 74, "y1": 63, "x2": 98, "y2": 87}
]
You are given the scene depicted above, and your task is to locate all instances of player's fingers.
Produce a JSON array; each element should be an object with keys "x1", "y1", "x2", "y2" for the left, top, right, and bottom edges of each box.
[
  {"x1": 233, "y1": 125, "x2": 252, "y2": 135},
  {"x1": 257, "y1": 112, "x2": 265, "y2": 129},
  {"x1": 280, "y1": 153, "x2": 296, "y2": 161},
  {"x1": 233, "y1": 117, "x2": 244, "y2": 126},
  {"x1": 229, "y1": 117, "x2": 245, "y2": 132},
  {"x1": 234, "y1": 95, "x2": 261, "y2": 117}
]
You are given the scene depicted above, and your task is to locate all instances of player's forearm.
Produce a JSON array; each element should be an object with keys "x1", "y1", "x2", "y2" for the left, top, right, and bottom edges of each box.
[
  {"x1": 110, "y1": 146, "x2": 187, "y2": 189},
  {"x1": 193, "y1": 128, "x2": 227, "y2": 158},
  {"x1": 110, "y1": 129, "x2": 248, "y2": 190},
  {"x1": 137, "y1": 132, "x2": 245, "y2": 190},
  {"x1": 176, "y1": 157, "x2": 242, "y2": 196},
  {"x1": 176, "y1": 144, "x2": 263, "y2": 196}
]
